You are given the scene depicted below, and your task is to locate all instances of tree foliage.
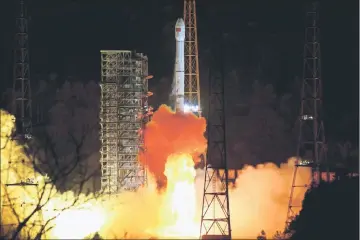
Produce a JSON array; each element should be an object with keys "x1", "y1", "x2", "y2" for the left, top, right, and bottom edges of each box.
[{"x1": 287, "y1": 177, "x2": 359, "y2": 240}]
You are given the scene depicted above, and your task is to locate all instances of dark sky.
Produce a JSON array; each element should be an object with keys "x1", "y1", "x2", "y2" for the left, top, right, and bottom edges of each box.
[{"x1": 0, "y1": 0, "x2": 358, "y2": 141}]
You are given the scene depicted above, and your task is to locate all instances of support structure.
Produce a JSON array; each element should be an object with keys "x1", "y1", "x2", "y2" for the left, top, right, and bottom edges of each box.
[
  {"x1": 285, "y1": 2, "x2": 329, "y2": 231},
  {"x1": 200, "y1": 34, "x2": 231, "y2": 240},
  {"x1": 184, "y1": 0, "x2": 201, "y2": 116},
  {"x1": 100, "y1": 50, "x2": 151, "y2": 194},
  {"x1": 1, "y1": 0, "x2": 41, "y2": 237},
  {"x1": 12, "y1": 0, "x2": 32, "y2": 139}
]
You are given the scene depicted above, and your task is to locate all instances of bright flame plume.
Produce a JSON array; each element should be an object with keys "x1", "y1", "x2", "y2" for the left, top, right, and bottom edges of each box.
[{"x1": 1, "y1": 107, "x2": 310, "y2": 239}]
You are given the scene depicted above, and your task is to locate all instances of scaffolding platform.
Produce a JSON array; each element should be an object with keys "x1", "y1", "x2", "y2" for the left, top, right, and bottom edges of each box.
[{"x1": 100, "y1": 50, "x2": 149, "y2": 194}]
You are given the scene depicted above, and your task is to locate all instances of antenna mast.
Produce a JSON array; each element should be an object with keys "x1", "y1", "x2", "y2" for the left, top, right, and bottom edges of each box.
[
  {"x1": 12, "y1": 0, "x2": 32, "y2": 139},
  {"x1": 200, "y1": 33, "x2": 232, "y2": 240},
  {"x1": 1, "y1": 1, "x2": 41, "y2": 238},
  {"x1": 285, "y1": 2, "x2": 329, "y2": 231}
]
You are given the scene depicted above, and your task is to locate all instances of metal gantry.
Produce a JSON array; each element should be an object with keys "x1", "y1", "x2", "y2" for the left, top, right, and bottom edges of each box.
[
  {"x1": 200, "y1": 34, "x2": 231, "y2": 240},
  {"x1": 1, "y1": 0, "x2": 43, "y2": 237},
  {"x1": 100, "y1": 50, "x2": 150, "y2": 194},
  {"x1": 184, "y1": 0, "x2": 201, "y2": 116},
  {"x1": 12, "y1": 0, "x2": 32, "y2": 139},
  {"x1": 285, "y1": 2, "x2": 329, "y2": 231}
]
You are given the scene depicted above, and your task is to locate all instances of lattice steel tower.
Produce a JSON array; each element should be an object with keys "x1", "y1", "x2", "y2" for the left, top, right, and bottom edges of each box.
[
  {"x1": 1, "y1": 1, "x2": 42, "y2": 237},
  {"x1": 184, "y1": 0, "x2": 201, "y2": 116},
  {"x1": 12, "y1": 0, "x2": 32, "y2": 139},
  {"x1": 100, "y1": 50, "x2": 151, "y2": 194},
  {"x1": 200, "y1": 34, "x2": 231, "y2": 240},
  {"x1": 285, "y1": 2, "x2": 329, "y2": 231}
]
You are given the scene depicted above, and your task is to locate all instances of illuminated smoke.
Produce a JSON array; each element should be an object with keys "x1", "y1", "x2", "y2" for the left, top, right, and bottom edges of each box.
[
  {"x1": 0, "y1": 109, "x2": 108, "y2": 239},
  {"x1": 100, "y1": 105, "x2": 207, "y2": 238},
  {"x1": 139, "y1": 104, "x2": 207, "y2": 188},
  {"x1": 193, "y1": 159, "x2": 310, "y2": 238},
  {"x1": 1, "y1": 107, "x2": 310, "y2": 239}
]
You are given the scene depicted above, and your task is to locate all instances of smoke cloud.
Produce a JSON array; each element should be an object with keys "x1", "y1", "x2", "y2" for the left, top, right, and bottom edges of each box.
[
  {"x1": 140, "y1": 104, "x2": 207, "y2": 187},
  {"x1": 194, "y1": 160, "x2": 310, "y2": 238},
  {"x1": 1, "y1": 107, "x2": 310, "y2": 239},
  {"x1": 102, "y1": 105, "x2": 310, "y2": 238},
  {"x1": 98, "y1": 161, "x2": 310, "y2": 239}
]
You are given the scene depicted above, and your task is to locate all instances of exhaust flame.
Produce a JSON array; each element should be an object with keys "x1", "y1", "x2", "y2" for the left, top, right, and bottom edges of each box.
[
  {"x1": 139, "y1": 105, "x2": 207, "y2": 187},
  {"x1": 1, "y1": 106, "x2": 310, "y2": 239},
  {"x1": 141, "y1": 105, "x2": 206, "y2": 238},
  {"x1": 46, "y1": 201, "x2": 106, "y2": 239},
  {"x1": 158, "y1": 153, "x2": 198, "y2": 238}
]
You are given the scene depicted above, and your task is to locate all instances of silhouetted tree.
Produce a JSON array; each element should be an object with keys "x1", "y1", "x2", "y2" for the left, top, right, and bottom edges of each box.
[
  {"x1": 256, "y1": 230, "x2": 267, "y2": 240},
  {"x1": 287, "y1": 176, "x2": 359, "y2": 240},
  {"x1": 39, "y1": 80, "x2": 101, "y2": 192},
  {"x1": 324, "y1": 140, "x2": 359, "y2": 179},
  {"x1": 272, "y1": 230, "x2": 286, "y2": 240},
  {"x1": 1, "y1": 109, "x2": 103, "y2": 240}
]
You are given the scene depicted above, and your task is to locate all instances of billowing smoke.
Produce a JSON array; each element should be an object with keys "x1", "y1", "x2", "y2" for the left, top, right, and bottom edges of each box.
[
  {"x1": 135, "y1": 105, "x2": 310, "y2": 238},
  {"x1": 194, "y1": 160, "x2": 310, "y2": 238},
  {"x1": 0, "y1": 109, "x2": 107, "y2": 239},
  {"x1": 139, "y1": 104, "x2": 207, "y2": 188},
  {"x1": 1, "y1": 106, "x2": 310, "y2": 239}
]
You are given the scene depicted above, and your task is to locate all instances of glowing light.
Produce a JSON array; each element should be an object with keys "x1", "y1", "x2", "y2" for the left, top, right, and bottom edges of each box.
[
  {"x1": 301, "y1": 114, "x2": 314, "y2": 120},
  {"x1": 184, "y1": 104, "x2": 199, "y2": 113},
  {"x1": 157, "y1": 153, "x2": 199, "y2": 238},
  {"x1": 51, "y1": 205, "x2": 106, "y2": 239},
  {"x1": 298, "y1": 159, "x2": 312, "y2": 166},
  {"x1": 0, "y1": 109, "x2": 108, "y2": 240},
  {"x1": 1, "y1": 108, "x2": 311, "y2": 239}
]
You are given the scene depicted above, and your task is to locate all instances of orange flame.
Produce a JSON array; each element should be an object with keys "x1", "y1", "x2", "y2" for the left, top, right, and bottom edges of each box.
[
  {"x1": 140, "y1": 104, "x2": 207, "y2": 188},
  {"x1": 1, "y1": 107, "x2": 311, "y2": 239}
]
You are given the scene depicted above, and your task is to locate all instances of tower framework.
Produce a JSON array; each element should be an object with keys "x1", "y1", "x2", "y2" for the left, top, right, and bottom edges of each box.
[
  {"x1": 100, "y1": 50, "x2": 150, "y2": 194},
  {"x1": 200, "y1": 34, "x2": 231, "y2": 240},
  {"x1": 1, "y1": 0, "x2": 43, "y2": 237},
  {"x1": 285, "y1": 2, "x2": 329, "y2": 231},
  {"x1": 184, "y1": 0, "x2": 201, "y2": 116},
  {"x1": 12, "y1": 0, "x2": 32, "y2": 138}
]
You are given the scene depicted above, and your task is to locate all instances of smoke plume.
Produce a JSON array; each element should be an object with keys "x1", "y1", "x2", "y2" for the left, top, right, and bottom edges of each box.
[
  {"x1": 140, "y1": 104, "x2": 207, "y2": 187},
  {"x1": 194, "y1": 160, "x2": 310, "y2": 238},
  {"x1": 1, "y1": 107, "x2": 310, "y2": 239},
  {"x1": 0, "y1": 109, "x2": 107, "y2": 239}
]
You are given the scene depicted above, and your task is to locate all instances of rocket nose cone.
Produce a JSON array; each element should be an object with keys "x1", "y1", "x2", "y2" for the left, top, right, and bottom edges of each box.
[
  {"x1": 175, "y1": 18, "x2": 185, "y2": 27},
  {"x1": 175, "y1": 17, "x2": 185, "y2": 41}
]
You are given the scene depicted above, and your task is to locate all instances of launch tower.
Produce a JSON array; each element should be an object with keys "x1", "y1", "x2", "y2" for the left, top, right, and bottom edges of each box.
[
  {"x1": 285, "y1": 2, "x2": 329, "y2": 231},
  {"x1": 184, "y1": 0, "x2": 201, "y2": 116},
  {"x1": 200, "y1": 34, "x2": 231, "y2": 240},
  {"x1": 100, "y1": 50, "x2": 151, "y2": 194},
  {"x1": 12, "y1": 0, "x2": 32, "y2": 138},
  {"x1": 1, "y1": 0, "x2": 43, "y2": 237}
]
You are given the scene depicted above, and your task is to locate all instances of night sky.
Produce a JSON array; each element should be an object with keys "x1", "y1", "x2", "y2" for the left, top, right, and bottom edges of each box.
[{"x1": 0, "y1": 0, "x2": 358, "y2": 142}]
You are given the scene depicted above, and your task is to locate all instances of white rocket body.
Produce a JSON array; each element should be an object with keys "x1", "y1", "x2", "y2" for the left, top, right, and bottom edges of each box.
[{"x1": 174, "y1": 18, "x2": 185, "y2": 113}]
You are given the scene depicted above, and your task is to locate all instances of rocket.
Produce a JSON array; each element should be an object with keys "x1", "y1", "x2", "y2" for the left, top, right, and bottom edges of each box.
[{"x1": 174, "y1": 18, "x2": 185, "y2": 113}]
